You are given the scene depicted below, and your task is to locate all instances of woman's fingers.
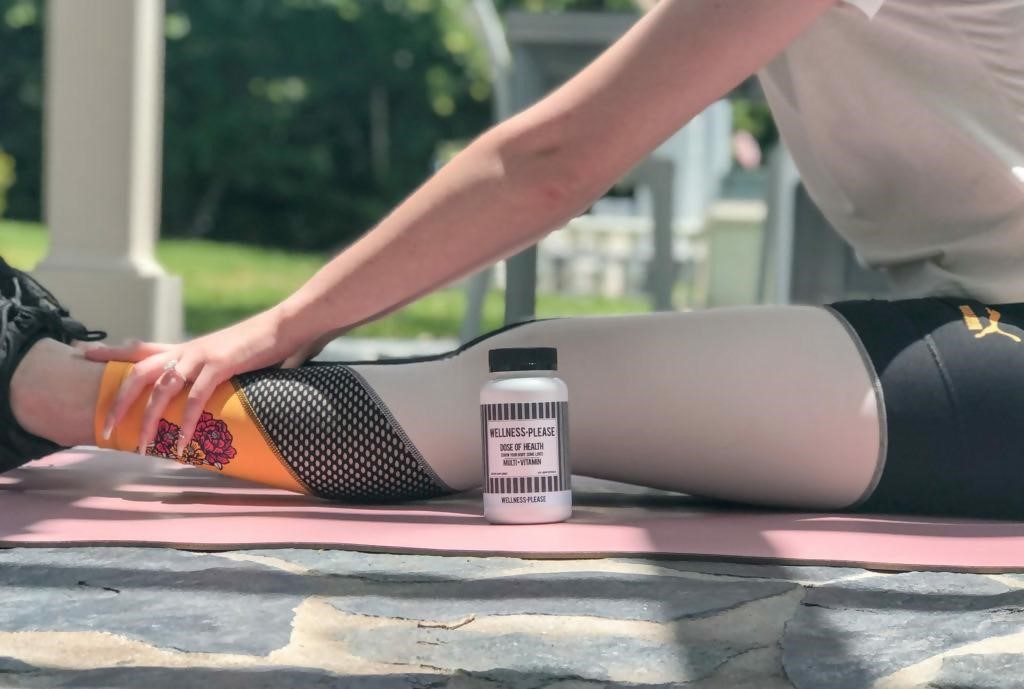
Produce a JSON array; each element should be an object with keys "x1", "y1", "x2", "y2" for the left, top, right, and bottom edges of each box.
[
  {"x1": 175, "y1": 366, "x2": 226, "y2": 459},
  {"x1": 135, "y1": 359, "x2": 198, "y2": 455},
  {"x1": 85, "y1": 340, "x2": 172, "y2": 363},
  {"x1": 101, "y1": 354, "x2": 174, "y2": 441},
  {"x1": 71, "y1": 340, "x2": 107, "y2": 354}
]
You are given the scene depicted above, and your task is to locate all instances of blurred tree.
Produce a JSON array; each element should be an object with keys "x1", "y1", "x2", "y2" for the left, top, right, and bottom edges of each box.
[
  {"x1": 497, "y1": 0, "x2": 636, "y2": 10},
  {"x1": 161, "y1": 0, "x2": 500, "y2": 249},
  {"x1": 162, "y1": 0, "x2": 635, "y2": 249},
  {"x1": 0, "y1": 147, "x2": 14, "y2": 218},
  {"x1": 731, "y1": 95, "x2": 778, "y2": 152},
  {"x1": 0, "y1": 0, "x2": 42, "y2": 222},
  {"x1": 0, "y1": 0, "x2": 651, "y2": 249}
]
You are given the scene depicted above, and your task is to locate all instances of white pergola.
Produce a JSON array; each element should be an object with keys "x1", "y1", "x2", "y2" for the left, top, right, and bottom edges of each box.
[{"x1": 34, "y1": 0, "x2": 181, "y2": 344}]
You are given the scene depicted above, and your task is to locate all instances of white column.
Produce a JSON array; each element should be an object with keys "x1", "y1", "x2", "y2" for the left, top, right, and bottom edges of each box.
[{"x1": 35, "y1": 0, "x2": 182, "y2": 343}]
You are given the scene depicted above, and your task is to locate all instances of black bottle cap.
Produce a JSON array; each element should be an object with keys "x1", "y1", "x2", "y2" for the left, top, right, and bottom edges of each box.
[{"x1": 489, "y1": 347, "x2": 557, "y2": 373}]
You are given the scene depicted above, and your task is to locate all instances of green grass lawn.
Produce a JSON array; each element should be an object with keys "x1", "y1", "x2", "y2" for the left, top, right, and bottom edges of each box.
[{"x1": 0, "y1": 221, "x2": 648, "y2": 338}]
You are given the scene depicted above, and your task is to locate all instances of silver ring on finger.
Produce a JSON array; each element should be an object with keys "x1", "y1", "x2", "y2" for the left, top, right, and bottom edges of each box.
[{"x1": 160, "y1": 359, "x2": 186, "y2": 383}]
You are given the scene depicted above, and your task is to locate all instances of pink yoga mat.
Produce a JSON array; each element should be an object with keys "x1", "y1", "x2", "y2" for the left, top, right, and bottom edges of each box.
[{"x1": 2, "y1": 449, "x2": 1023, "y2": 572}]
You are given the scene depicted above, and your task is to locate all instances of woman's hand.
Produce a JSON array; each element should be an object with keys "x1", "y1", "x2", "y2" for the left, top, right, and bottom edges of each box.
[{"x1": 86, "y1": 306, "x2": 301, "y2": 457}]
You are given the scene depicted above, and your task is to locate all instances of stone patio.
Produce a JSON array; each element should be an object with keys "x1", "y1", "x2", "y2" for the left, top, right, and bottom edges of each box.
[{"x1": 2, "y1": 546, "x2": 1023, "y2": 688}]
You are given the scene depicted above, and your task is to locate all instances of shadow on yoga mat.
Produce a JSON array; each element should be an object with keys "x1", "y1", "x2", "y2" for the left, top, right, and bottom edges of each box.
[{"x1": 2, "y1": 450, "x2": 1023, "y2": 573}]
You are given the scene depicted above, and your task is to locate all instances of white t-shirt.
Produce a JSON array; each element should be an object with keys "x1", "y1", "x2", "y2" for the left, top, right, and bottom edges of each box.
[{"x1": 758, "y1": 0, "x2": 1024, "y2": 302}]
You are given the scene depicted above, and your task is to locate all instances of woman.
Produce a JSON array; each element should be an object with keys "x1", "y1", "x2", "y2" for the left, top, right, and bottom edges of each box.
[{"x1": 3, "y1": 0, "x2": 1024, "y2": 518}]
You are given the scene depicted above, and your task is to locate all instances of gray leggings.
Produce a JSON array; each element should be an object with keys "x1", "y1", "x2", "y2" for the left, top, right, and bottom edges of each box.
[{"x1": 343, "y1": 306, "x2": 883, "y2": 511}]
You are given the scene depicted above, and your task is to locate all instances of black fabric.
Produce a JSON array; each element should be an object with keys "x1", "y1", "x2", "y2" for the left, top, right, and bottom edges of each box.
[
  {"x1": 0, "y1": 261, "x2": 106, "y2": 473},
  {"x1": 0, "y1": 257, "x2": 68, "y2": 315},
  {"x1": 234, "y1": 365, "x2": 449, "y2": 503},
  {"x1": 830, "y1": 298, "x2": 1024, "y2": 519},
  {"x1": 0, "y1": 257, "x2": 106, "y2": 342}
]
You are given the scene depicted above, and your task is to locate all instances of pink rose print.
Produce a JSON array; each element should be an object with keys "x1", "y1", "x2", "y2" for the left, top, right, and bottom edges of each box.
[
  {"x1": 145, "y1": 411, "x2": 236, "y2": 471},
  {"x1": 195, "y1": 411, "x2": 236, "y2": 469},
  {"x1": 151, "y1": 418, "x2": 181, "y2": 457}
]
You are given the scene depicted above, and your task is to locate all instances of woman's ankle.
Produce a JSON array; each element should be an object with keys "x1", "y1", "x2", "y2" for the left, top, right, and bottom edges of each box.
[{"x1": 10, "y1": 338, "x2": 105, "y2": 448}]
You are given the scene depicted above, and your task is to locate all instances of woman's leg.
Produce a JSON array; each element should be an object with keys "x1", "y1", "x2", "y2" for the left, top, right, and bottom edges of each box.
[
  {"x1": 12, "y1": 305, "x2": 882, "y2": 511},
  {"x1": 11, "y1": 339, "x2": 104, "y2": 449},
  {"x1": 348, "y1": 305, "x2": 882, "y2": 510}
]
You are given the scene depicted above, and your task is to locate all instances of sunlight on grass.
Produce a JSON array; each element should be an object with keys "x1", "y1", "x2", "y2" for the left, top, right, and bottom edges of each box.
[
  {"x1": 0, "y1": 221, "x2": 47, "y2": 266},
  {"x1": 0, "y1": 222, "x2": 648, "y2": 337}
]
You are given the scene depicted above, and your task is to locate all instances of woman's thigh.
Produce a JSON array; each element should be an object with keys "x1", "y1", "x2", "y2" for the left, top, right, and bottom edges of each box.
[{"x1": 353, "y1": 305, "x2": 883, "y2": 511}]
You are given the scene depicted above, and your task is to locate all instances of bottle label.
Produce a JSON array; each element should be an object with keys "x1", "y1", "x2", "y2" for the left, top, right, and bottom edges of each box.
[{"x1": 481, "y1": 401, "x2": 570, "y2": 494}]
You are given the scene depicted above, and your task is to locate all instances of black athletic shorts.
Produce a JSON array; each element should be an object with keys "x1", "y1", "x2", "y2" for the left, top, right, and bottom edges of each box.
[{"x1": 828, "y1": 298, "x2": 1024, "y2": 520}]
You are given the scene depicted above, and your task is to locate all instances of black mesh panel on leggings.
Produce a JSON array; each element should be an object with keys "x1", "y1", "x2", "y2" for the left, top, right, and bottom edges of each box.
[{"x1": 233, "y1": 365, "x2": 449, "y2": 503}]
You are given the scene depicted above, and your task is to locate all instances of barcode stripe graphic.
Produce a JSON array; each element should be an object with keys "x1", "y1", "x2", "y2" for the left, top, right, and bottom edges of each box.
[
  {"x1": 566, "y1": 402, "x2": 572, "y2": 489},
  {"x1": 557, "y1": 401, "x2": 565, "y2": 491},
  {"x1": 480, "y1": 402, "x2": 561, "y2": 421},
  {"x1": 558, "y1": 401, "x2": 571, "y2": 491},
  {"x1": 481, "y1": 406, "x2": 489, "y2": 488},
  {"x1": 561, "y1": 402, "x2": 567, "y2": 491}
]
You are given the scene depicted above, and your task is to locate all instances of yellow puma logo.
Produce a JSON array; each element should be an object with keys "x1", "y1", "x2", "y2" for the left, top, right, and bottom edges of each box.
[{"x1": 959, "y1": 305, "x2": 1022, "y2": 343}]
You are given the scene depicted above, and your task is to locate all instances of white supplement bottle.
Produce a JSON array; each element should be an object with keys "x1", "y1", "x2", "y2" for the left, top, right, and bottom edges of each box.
[{"x1": 480, "y1": 347, "x2": 571, "y2": 524}]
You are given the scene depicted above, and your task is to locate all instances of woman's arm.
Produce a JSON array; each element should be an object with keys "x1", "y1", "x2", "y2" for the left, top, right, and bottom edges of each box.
[
  {"x1": 280, "y1": 0, "x2": 838, "y2": 341},
  {"x1": 91, "y1": 0, "x2": 838, "y2": 457}
]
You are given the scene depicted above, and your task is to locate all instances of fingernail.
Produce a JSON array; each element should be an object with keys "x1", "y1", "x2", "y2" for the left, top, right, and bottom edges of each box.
[
  {"x1": 102, "y1": 419, "x2": 113, "y2": 441},
  {"x1": 175, "y1": 441, "x2": 185, "y2": 459}
]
